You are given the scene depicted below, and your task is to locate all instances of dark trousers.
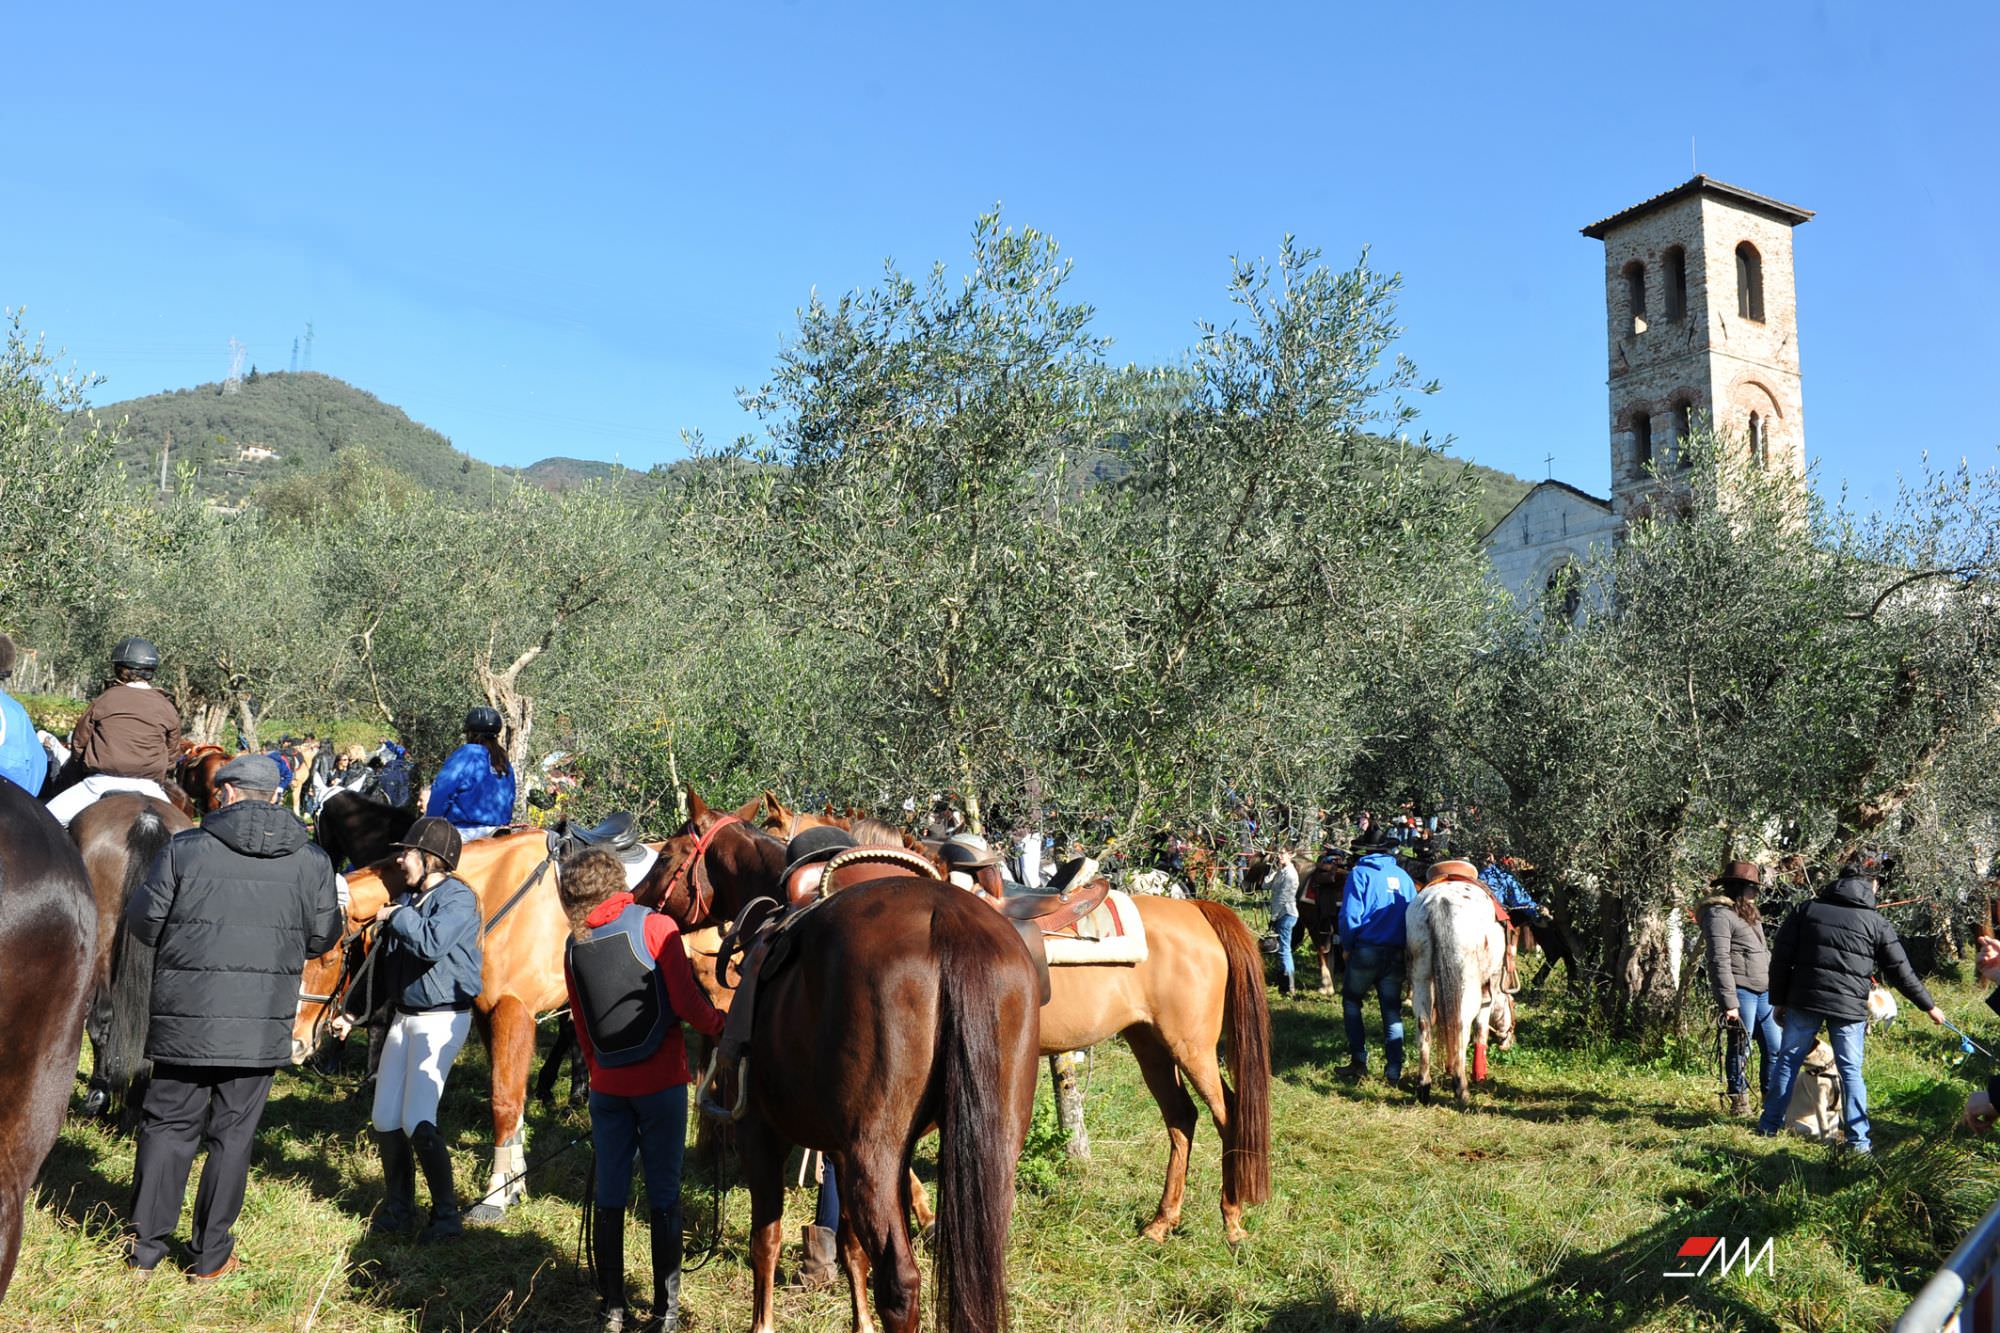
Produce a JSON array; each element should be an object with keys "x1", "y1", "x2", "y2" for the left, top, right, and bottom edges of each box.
[{"x1": 129, "y1": 1063, "x2": 275, "y2": 1272}]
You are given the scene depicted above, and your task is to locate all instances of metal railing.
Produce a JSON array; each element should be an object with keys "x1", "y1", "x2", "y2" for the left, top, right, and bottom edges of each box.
[{"x1": 1897, "y1": 1196, "x2": 2000, "y2": 1333}]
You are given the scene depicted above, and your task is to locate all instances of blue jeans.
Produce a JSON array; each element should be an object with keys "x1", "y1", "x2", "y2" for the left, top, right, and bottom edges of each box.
[
  {"x1": 1271, "y1": 914, "x2": 1298, "y2": 982},
  {"x1": 1342, "y1": 943, "x2": 1405, "y2": 1075},
  {"x1": 1756, "y1": 1008, "x2": 1870, "y2": 1151},
  {"x1": 590, "y1": 1084, "x2": 689, "y2": 1211},
  {"x1": 1727, "y1": 988, "x2": 1780, "y2": 1096}
]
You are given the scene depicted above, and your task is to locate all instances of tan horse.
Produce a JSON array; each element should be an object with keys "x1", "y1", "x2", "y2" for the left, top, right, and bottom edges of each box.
[
  {"x1": 761, "y1": 797, "x2": 1272, "y2": 1242},
  {"x1": 292, "y1": 828, "x2": 570, "y2": 1220}
]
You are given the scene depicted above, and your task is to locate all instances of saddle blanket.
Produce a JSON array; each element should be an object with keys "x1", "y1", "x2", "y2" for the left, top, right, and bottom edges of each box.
[{"x1": 1042, "y1": 889, "x2": 1149, "y2": 966}]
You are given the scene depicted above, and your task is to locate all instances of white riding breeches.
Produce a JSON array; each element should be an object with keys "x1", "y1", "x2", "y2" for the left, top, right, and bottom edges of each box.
[
  {"x1": 372, "y1": 1008, "x2": 472, "y2": 1135},
  {"x1": 46, "y1": 774, "x2": 170, "y2": 826}
]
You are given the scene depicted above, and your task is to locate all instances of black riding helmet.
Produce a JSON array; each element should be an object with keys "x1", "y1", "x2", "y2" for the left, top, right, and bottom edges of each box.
[
  {"x1": 464, "y1": 705, "x2": 503, "y2": 736},
  {"x1": 112, "y1": 635, "x2": 161, "y2": 673}
]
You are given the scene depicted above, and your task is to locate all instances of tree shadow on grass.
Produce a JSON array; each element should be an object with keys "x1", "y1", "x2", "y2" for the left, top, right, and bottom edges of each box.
[{"x1": 35, "y1": 1129, "x2": 133, "y2": 1236}]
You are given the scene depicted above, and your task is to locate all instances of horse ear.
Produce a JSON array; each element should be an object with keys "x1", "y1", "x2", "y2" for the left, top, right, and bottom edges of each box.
[
  {"x1": 764, "y1": 790, "x2": 791, "y2": 823},
  {"x1": 732, "y1": 794, "x2": 763, "y2": 823},
  {"x1": 686, "y1": 789, "x2": 712, "y2": 823}
]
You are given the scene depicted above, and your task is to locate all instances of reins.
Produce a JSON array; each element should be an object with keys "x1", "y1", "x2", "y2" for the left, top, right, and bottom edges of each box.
[{"x1": 658, "y1": 814, "x2": 742, "y2": 927}]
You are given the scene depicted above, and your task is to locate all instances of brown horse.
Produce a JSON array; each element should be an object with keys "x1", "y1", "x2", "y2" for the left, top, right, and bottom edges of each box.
[
  {"x1": 292, "y1": 828, "x2": 571, "y2": 1220},
  {"x1": 173, "y1": 741, "x2": 228, "y2": 816},
  {"x1": 0, "y1": 781, "x2": 98, "y2": 1301},
  {"x1": 645, "y1": 794, "x2": 1040, "y2": 1333},
  {"x1": 764, "y1": 801, "x2": 1272, "y2": 1243},
  {"x1": 69, "y1": 793, "x2": 194, "y2": 1119}
]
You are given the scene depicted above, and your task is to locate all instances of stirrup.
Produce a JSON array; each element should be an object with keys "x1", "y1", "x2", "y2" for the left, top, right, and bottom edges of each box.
[{"x1": 695, "y1": 1049, "x2": 750, "y2": 1122}]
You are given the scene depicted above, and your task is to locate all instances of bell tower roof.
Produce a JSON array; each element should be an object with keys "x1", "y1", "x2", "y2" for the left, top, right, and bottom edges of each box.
[{"x1": 1581, "y1": 175, "x2": 1813, "y2": 239}]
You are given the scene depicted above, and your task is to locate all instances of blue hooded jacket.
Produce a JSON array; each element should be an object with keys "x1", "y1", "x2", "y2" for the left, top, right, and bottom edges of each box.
[
  {"x1": 1339, "y1": 852, "x2": 1416, "y2": 950},
  {"x1": 1480, "y1": 863, "x2": 1540, "y2": 915},
  {"x1": 426, "y1": 741, "x2": 516, "y2": 830},
  {"x1": 0, "y1": 689, "x2": 47, "y2": 795}
]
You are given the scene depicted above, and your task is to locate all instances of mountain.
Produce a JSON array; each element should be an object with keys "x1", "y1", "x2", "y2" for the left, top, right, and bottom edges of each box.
[
  {"x1": 85, "y1": 371, "x2": 1533, "y2": 527},
  {"x1": 89, "y1": 371, "x2": 513, "y2": 506}
]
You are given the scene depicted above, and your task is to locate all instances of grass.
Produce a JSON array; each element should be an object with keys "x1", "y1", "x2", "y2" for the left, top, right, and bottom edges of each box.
[{"x1": 10, "y1": 955, "x2": 2000, "y2": 1332}]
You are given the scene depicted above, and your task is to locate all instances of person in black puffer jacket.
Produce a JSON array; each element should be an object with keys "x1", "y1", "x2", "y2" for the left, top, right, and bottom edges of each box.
[
  {"x1": 1754, "y1": 851, "x2": 1945, "y2": 1153},
  {"x1": 124, "y1": 753, "x2": 343, "y2": 1278}
]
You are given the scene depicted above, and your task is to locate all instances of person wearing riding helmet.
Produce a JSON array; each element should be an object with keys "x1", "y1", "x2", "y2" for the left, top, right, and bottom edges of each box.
[
  {"x1": 333, "y1": 816, "x2": 483, "y2": 1242},
  {"x1": 46, "y1": 636, "x2": 182, "y2": 825},
  {"x1": 425, "y1": 707, "x2": 516, "y2": 840},
  {"x1": 0, "y1": 634, "x2": 47, "y2": 796},
  {"x1": 560, "y1": 847, "x2": 725, "y2": 1332}
]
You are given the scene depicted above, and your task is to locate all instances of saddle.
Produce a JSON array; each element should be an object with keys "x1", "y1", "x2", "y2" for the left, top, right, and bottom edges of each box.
[
  {"x1": 995, "y1": 875, "x2": 1113, "y2": 935},
  {"x1": 561, "y1": 811, "x2": 640, "y2": 852}
]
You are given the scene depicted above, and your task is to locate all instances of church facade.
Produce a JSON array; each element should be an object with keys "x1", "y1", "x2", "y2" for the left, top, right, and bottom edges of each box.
[{"x1": 1482, "y1": 176, "x2": 1813, "y2": 612}]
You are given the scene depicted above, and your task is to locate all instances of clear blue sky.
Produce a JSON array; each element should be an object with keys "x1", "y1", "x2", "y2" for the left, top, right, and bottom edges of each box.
[{"x1": 8, "y1": 2, "x2": 1993, "y2": 502}]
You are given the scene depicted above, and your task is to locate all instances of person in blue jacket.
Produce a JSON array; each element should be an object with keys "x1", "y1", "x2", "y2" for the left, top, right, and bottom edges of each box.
[
  {"x1": 425, "y1": 707, "x2": 516, "y2": 839},
  {"x1": 0, "y1": 635, "x2": 48, "y2": 796},
  {"x1": 1338, "y1": 837, "x2": 1416, "y2": 1082}
]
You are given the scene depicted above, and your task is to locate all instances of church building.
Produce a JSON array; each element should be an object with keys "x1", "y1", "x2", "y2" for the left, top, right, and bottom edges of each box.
[{"x1": 1483, "y1": 176, "x2": 1813, "y2": 613}]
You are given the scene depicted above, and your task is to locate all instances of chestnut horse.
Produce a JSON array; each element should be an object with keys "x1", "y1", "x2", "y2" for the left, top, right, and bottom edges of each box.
[
  {"x1": 173, "y1": 741, "x2": 228, "y2": 816},
  {"x1": 644, "y1": 794, "x2": 1040, "y2": 1333},
  {"x1": 762, "y1": 798, "x2": 1272, "y2": 1243},
  {"x1": 292, "y1": 828, "x2": 571, "y2": 1220},
  {"x1": 0, "y1": 781, "x2": 97, "y2": 1301},
  {"x1": 69, "y1": 793, "x2": 193, "y2": 1118}
]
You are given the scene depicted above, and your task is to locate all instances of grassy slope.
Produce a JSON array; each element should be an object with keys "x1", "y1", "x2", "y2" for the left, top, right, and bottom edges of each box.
[{"x1": 16, "y1": 916, "x2": 1986, "y2": 1332}]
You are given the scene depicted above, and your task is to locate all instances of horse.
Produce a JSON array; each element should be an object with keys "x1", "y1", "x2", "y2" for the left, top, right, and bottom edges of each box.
[
  {"x1": 173, "y1": 741, "x2": 229, "y2": 816},
  {"x1": 0, "y1": 781, "x2": 98, "y2": 1301},
  {"x1": 293, "y1": 826, "x2": 588, "y2": 1221},
  {"x1": 646, "y1": 793, "x2": 1040, "y2": 1333},
  {"x1": 314, "y1": 788, "x2": 418, "y2": 871},
  {"x1": 755, "y1": 795, "x2": 1274, "y2": 1245},
  {"x1": 1296, "y1": 858, "x2": 1344, "y2": 994},
  {"x1": 1406, "y1": 873, "x2": 1507, "y2": 1108},
  {"x1": 69, "y1": 793, "x2": 193, "y2": 1119}
]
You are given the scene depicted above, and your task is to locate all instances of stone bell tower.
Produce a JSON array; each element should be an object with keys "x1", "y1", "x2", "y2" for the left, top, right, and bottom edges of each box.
[{"x1": 1582, "y1": 176, "x2": 1812, "y2": 519}]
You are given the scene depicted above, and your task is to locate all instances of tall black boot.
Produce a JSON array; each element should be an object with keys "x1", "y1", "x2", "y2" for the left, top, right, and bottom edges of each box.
[
  {"x1": 371, "y1": 1130, "x2": 418, "y2": 1235},
  {"x1": 644, "y1": 1206, "x2": 682, "y2": 1332},
  {"x1": 410, "y1": 1122, "x2": 462, "y2": 1244},
  {"x1": 592, "y1": 1206, "x2": 628, "y2": 1332}
]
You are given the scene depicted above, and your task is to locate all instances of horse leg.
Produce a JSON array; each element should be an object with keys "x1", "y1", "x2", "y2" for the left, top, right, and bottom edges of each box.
[
  {"x1": 837, "y1": 1176, "x2": 880, "y2": 1333},
  {"x1": 1124, "y1": 1027, "x2": 1198, "y2": 1243},
  {"x1": 1315, "y1": 940, "x2": 1334, "y2": 994},
  {"x1": 848, "y1": 1155, "x2": 922, "y2": 1333},
  {"x1": 907, "y1": 1169, "x2": 934, "y2": 1239},
  {"x1": 739, "y1": 1116, "x2": 788, "y2": 1333},
  {"x1": 1160, "y1": 1026, "x2": 1251, "y2": 1246},
  {"x1": 470, "y1": 997, "x2": 534, "y2": 1223},
  {"x1": 1410, "y1": 940, "x2": 1436, "y2": 1105}
]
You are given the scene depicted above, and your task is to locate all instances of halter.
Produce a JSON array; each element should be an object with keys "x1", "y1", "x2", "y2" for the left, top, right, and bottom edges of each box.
[{"x1": 659, "y1": 813, "x2": 741, "y2": 927}]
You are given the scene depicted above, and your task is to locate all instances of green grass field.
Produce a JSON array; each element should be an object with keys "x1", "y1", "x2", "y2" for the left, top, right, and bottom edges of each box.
[{"x1": 11, "y1": 953, "x2": 2000, "y2": 1332}]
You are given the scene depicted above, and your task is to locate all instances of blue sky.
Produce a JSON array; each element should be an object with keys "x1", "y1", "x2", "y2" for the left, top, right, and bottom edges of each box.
[{"x1": 7, "y1": 2, "x2": 1993, "y2": 502}]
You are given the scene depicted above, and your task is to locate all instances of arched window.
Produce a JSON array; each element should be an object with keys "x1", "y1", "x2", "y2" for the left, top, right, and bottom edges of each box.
[
  {"x1": 1623, "y1": 261, "x2": 1648, "y2": 334},
  {"x1": 1631, "y1": 411, "x2": 1653, "y2": 469},
  {"x1": 1736, "y1": 242, "x2": 1764, "y2": 322},
  {"x1": 1546, "y1": 566, "x2": 1582, "y2": 623},
  {"x1": 1674, "y1": 400, "x2": 1695, "y2": 469},
  {"x1": 1749, "y1": 412, "x2": 1767, "y2": 468},
  {"x1": 1663, "y1": 246, "x2": 1688, "y2": 321}
]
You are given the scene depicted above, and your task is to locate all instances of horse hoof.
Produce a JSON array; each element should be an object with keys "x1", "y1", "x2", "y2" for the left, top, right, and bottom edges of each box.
[
  {"x1": 1414, "y1": 1083, "x2": 1431, "y2": 1106},
  {"x1": 1138, "y1": 1222, "x2": 1171, "y2": 1243}
]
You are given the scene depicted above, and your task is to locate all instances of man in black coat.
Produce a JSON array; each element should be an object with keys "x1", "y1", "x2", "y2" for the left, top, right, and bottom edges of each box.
[
  {"x1": 1755, "y1": 851, "x2": 1945, "y2": 1153},
  {"x1": 125, "y1": 753, "x2": 344, "y2": 1277}
]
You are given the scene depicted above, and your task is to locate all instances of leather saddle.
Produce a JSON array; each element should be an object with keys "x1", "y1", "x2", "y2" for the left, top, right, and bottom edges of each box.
[
  {"x1": 995, "y1": 876, "x2": 1112, "y2": 935},
  {"x1": 551, "y1": 811, "x2": 647, "y2": 863}
]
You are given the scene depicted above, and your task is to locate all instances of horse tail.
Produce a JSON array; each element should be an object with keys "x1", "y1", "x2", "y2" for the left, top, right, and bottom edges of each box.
[
  {"x1": 103, "y1": 808, "x2": 172, "y2": 1100},
  {"x1": 1192, "y1": 898, "x2": 1272, "y2": 1207},
  {"x1": 931, "y1": 908, "x2": 1022, "y2": 1333},
  {"x1": 1427, "y1": 894, "x2": 1469, "y2": 1080}
]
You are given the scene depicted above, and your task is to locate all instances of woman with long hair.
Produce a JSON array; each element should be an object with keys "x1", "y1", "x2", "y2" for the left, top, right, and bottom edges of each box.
[
  {"x1": 1699, "y1": 860, "x2": 1779, "y2": 1117},
  {"x1": 425, "y1": 706, "x2": 516, "y2": 840},
  {"x1": 560, "y1": 847, "x2": 725, "y2": 1332}
]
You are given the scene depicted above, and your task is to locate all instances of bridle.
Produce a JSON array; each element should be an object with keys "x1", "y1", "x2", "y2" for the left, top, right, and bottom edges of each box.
[{"x1": 657, "y1": 813, "x2": 742, "y2": 928}]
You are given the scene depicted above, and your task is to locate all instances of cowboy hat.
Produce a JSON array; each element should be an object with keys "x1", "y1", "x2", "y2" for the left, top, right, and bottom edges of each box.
[
  {"x1": 1425, "y1": 858, "x2": 1481, "y2": 886},
  {"x1": 782, "y1": 826, "x2": 855, "y2": 881},
  {"x1": 940, "y1": 832, "x2": 1003, "y2": 870},
  {"x1": 1711, "y1": 860, "x2": 1764, "y2": 889}
]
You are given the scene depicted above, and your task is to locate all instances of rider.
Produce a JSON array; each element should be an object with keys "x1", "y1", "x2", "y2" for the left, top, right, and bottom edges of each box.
[
  {"x1": 45, "y1": 636, "x2": 182, "y2": 825},
  {"x1": 560, "y1": 847, "x2": 724, "y2": 1332},
  {"x1": 0, "y1": 634, "x2": 48, "y2": 796},
  {"x1": 425, "y1": 707, "x2": 516, "y2": 840}
]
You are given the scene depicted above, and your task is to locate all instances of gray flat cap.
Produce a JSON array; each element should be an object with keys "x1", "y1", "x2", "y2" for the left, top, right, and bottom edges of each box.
[{"x1": 215, "y1": 753, "x2": 284, "y2": 790}]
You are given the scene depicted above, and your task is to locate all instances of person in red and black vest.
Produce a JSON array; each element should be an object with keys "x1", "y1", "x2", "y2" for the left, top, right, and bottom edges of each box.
[{"x1": 560, "y1": 847, "x2": 725, "y2": 1333}]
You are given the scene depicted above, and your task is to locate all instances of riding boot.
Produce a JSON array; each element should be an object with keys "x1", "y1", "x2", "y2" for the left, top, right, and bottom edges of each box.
[
  {"x1": 1279, "y1": 972, "x2": 1295, "y2": 998},
  {"x1": 645, "y1": 1206, "x2": 682, "y2": 1332},
  {"x1": 797, "y1": 1225, "x2": 838, "y2": 1290},
  {"x1": 370, "y1": 1130, "x2": 418, "y2": 1235},
  {"x1": 410, "y1": 1122, "x2": 463, "y2": 1244},
  {"x1": 592, "y1": 1206, "x2": 628, "y2": 1332}
]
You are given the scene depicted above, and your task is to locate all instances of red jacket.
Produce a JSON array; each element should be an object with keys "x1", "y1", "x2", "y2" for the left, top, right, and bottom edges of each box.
[{"x1": 564, "y1": 892, "x2": 725, "y2": 1097}]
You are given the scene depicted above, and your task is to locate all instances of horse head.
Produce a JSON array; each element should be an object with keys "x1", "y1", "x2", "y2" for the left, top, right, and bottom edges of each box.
[{"x1": 640, "y1": 787, "x2": 786, "y2": 929}]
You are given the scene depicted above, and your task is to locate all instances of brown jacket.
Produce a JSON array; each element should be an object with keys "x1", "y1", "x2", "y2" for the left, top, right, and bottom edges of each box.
[{"x1": 72, "y1": 682, "x2": 181, "y2": 782}]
